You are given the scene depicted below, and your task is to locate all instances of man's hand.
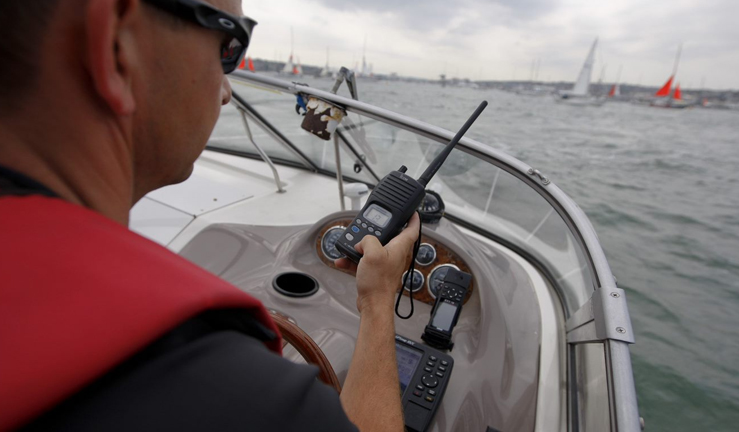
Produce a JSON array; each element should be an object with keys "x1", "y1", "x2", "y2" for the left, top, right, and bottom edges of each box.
[
  {"x1": 335, "y1": 213, "x2": 421, "y2": 314},
  {"x1": 336, "y1": 213, "x2": 420, "y2": 432}
]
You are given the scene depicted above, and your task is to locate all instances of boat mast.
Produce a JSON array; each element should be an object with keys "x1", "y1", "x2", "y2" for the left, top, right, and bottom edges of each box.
[
  {"x1": 672, "y1": 43, "x2": 682, "y2": 78},
  {"x1": 668, "y1": 43, "x2": 682, "y2": 101}
]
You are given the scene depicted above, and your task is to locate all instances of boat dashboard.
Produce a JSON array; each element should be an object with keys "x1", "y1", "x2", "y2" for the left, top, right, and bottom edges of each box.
[
  {"x1": 315, "y1": 215, "x2": 474, "y2": 306},
  {"x1": 173, "y1": 209, "x2": 556, "y2": 432}
]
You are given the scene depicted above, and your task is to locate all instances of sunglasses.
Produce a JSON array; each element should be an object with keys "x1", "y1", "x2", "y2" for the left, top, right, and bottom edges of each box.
[{"x1": 143, "y1": 0, "x2": 257, "y2": 74}]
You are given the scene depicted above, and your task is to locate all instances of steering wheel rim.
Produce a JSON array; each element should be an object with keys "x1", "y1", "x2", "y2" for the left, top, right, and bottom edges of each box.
[{"x1": 269, "y1": 311, "x2": 342, "y2": 394}]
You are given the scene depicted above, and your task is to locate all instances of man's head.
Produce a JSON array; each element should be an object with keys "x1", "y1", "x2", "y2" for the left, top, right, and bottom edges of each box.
[{"x1": 0, "y1": 0, "x2": 248, "y2": 215}]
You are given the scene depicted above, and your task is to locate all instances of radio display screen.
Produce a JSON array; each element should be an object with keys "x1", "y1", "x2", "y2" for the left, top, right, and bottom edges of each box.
[
  {"x1": 396, "y1": 342, "x2": 423, "y2": 392},
  {"x1": 363, "y1": 204, "x2": 392, "y2": 228}
]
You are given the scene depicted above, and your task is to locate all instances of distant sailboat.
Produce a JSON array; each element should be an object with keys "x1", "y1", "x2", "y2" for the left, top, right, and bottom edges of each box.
[
  {"x1": 556, "y1": 38, "x2": 605, "y2": 106},
  {"x1": 318, "y1": 47, "x2": 334, "y2": 78},
  {"x1": 654, "y1": 76, "x2": 674, "y2": 98},
  {"x1": 281, "y1": 28, "x2": 301, "y2": 76},
  {"x1": 651, "y1": 44, "x2": 690, "y2": 109},
  {"x1": 239, "y1": 56, "x2": 255, "y2": 72},
  {"x1": 282, "y1": 54, "x2": 295, "y2": 75},
  {"x1": 608, "y1": 84, "x2": 620, "y2": 97},
  {"x1": 607, "y1": 64, "x2": 625, "y2": 100},
  {"x1": 295, "y1": 57, "x2": 303, "y2": 76},
  {"x1": 673, "y1": 84, "x2": 682, "y2": 101}
]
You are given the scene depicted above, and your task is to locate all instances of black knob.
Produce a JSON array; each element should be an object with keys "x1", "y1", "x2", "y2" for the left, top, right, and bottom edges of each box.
[{"x1": 398, "y1": 165, "x2": 408, "y2": 173}]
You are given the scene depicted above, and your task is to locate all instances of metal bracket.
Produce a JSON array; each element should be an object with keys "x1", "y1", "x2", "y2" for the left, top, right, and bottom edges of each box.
[
  {"x1": 566, "y1": 286, "x2": 635, "y2": 344},
  {"x1": 231, "y1": 101, "x2": 286, "y2": 193},
  {"x1": 527, "y1": 168, "x2": 550, "y2": 185},
  {"x1": 334, "y1": 133, "x2": 345, "y2": 210},
  {"x1": 330, "y1": 67, "x2": 359, "y2": 100}
]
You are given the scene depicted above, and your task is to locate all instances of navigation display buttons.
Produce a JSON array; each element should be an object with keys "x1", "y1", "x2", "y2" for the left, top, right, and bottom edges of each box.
[{"x1": 421, "y1": 374, "x2": 439, "y2": 388}]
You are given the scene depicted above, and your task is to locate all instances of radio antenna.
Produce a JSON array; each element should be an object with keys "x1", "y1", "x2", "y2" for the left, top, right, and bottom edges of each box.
[{"x1": 417, "y1": 101, "x2": 488, "y2": 187}]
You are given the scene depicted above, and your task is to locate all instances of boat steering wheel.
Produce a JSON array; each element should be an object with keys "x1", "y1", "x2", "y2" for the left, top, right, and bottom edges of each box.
[{"x1": 269, "y1": 311, "x2": 342, "y2": 394}]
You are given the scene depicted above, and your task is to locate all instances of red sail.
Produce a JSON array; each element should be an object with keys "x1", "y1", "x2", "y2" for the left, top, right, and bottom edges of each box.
[
  {"x1": 248, "y1": 57, "x2": 255, "y2": 72},
  {"x1": 673, "y1": 84, "x2": 682, "y2": 100},
  {"x1": 238, "y1": 58, "x2": 247, "y2": 70},
  {"x1": 655, "y1": 76, "x2": 673, "y2": 97},
  {"x1": 608, "y1": 85, "x2": 616, "y2": 97},
  {"x1": 292, "y1": 65, "x2": 299, "y2": 75}
]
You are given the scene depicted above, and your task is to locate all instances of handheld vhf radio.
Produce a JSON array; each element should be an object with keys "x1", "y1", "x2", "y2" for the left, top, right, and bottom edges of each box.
[{"x1": 335, "y1": 101, "x2": 488, "y2": 263}]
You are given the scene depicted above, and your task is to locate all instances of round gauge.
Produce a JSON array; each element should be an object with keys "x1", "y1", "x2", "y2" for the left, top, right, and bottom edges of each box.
[
  {"x1": 415, "y1": 243, "x2": 437, "y2": 266},
  {"x1": 401, "y1": 270, "x2": 425, "y2": 293},
  {"x1": 321, "y1": 226, "x2": 346, "y2": 260},
  {"x1": 427, "y1": 264, "x2": 460, "y2": 298}
]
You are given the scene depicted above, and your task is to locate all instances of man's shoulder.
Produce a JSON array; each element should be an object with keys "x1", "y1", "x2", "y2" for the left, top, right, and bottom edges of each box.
[
  {"x1": 0, "y1": 195, "x2": 283, "y2": 430},
  {"x1": 0, "y1": 195, "x2": 209, "y2": 281}
]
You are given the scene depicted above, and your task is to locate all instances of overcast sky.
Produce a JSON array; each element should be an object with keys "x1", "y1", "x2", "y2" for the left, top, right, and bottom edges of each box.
[{"x1": 241, "y1": 0, "x2": 739, "y2": 90}]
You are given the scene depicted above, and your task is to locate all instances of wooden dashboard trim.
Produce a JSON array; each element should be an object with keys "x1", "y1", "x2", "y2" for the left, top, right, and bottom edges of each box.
[{"x1": 315, "y1": 218, "x2": 474, "y2": 306}]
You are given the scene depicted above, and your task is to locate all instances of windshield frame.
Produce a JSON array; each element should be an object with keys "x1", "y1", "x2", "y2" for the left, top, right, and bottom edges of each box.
[{"x1": 228, "y1": 71, "x2": 614, "y2": 306}]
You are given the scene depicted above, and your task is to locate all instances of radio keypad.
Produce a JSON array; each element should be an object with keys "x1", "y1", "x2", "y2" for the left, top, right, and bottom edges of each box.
[{"x1": 347, "y1": 219, "x2": 384, "y2": 246}]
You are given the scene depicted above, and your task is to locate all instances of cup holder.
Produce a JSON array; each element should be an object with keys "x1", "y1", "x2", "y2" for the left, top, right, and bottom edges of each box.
[{"x1": 272, "y1": 272, "x2": 319, "y2": 298}]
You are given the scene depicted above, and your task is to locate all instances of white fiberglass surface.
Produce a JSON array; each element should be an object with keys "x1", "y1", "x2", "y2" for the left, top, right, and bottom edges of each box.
[{"x1": 209, "y1": 79, "x2": 595, "y2": 310}]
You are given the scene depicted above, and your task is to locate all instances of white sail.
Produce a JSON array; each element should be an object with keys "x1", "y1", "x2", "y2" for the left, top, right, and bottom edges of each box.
[
  {"x1": 572, "y1": 38, "x2": 598, "y2": 96},
  {"x1": 282, "y1": 54, "x2": 294, "y2": 74}
]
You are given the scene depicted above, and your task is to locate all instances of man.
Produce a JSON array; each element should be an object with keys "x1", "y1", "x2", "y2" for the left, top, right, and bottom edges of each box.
[{"x1": 0, "y1": 0, "x2": 418, "y2": 430}]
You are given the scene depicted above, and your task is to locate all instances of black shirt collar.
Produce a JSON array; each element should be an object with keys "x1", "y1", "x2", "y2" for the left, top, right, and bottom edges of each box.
[{"x1": 0, "y1": 165, "x2": 59, "y2": 198}]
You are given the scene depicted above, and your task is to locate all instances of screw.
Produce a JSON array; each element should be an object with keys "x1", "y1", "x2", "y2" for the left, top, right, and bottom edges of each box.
[
  {"x1": 616, "y1": 327, "x2": 626, "y2": 334},
  {"x1": 527, "y1": 168, "x2": 535, "y2": 175},
  {"x1": 610, "y1": 292, "x2": 620, "y2": 298}
]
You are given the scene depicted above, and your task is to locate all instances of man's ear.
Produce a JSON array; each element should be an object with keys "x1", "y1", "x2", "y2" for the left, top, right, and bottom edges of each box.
[{"x1": 86, "y1": 0, "x2": 138, "y2": 115}]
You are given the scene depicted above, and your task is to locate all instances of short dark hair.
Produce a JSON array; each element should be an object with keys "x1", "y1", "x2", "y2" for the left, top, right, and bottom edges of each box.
[{"x1": 0, "y1": 0, "x2": 61, "y2": 115}]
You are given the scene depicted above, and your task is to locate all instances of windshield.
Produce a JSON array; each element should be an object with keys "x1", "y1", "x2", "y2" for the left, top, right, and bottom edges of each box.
[{"x1": 209, "y1": 77, "x2": 595, "y2": 310}]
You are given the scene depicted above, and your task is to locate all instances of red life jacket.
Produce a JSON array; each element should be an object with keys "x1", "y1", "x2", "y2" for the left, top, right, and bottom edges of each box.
[{"x1": 0, "y1": 195, "x2": 283, "y2": 430}]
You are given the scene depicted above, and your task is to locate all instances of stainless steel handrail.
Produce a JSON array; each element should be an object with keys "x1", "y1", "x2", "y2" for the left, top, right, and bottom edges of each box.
[{"x1": 232, "y1": 102, "x2": 285, "y2": 193}]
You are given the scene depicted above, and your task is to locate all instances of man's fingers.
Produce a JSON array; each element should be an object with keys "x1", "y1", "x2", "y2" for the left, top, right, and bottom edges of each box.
[
  {"x1": 353, "y1": 240, "x2": 366, "y2": 255},
  {"x1": 359, "y1": 234, "x2": 384, "y2": 258}
]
